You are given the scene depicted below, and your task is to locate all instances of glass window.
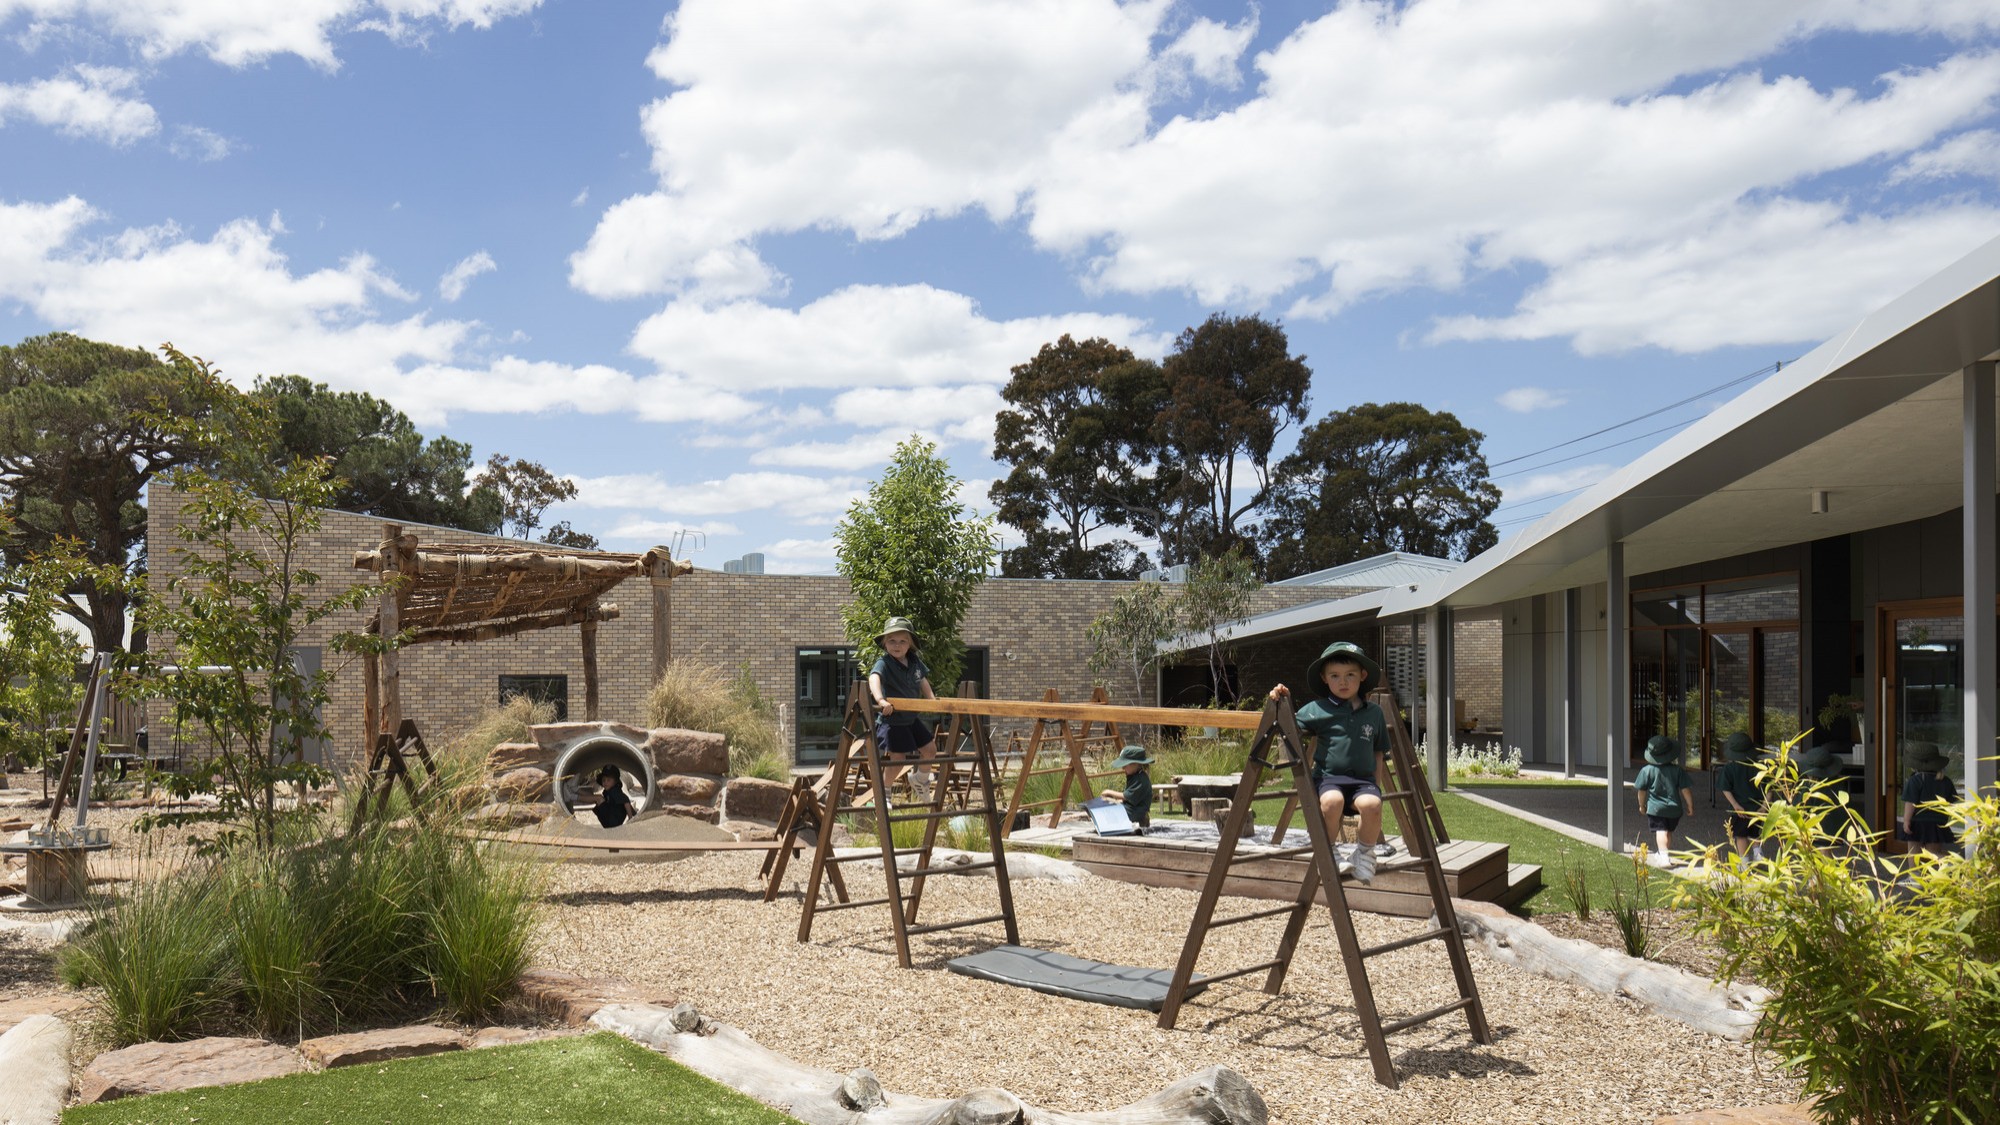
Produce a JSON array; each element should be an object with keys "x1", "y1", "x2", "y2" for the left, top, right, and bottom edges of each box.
[
  {"x1": 1633, "y1": 585, "x2": 1702, "y2": 627},
  {"x1": 1758, "y1": 630, "x2": 1801, "y2": 747},
  {"x1": 794, "y1": 646, "x2": 860, "y2": 765},
  {"x1": 1704, "y1": 575, "x2": 1798, "y2": 624},
  {"x1": 499, "y1": 674, "x2": 568, "y2": 722}
]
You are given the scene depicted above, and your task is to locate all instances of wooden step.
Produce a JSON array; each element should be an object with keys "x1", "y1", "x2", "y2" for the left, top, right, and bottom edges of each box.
[{"x1": 1491, "y1": 862, "x2": 1543, "y2": 910}]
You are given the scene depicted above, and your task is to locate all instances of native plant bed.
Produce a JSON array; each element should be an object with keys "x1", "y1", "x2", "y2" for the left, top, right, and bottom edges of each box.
[{"x1": 61, "y1": 1031, "x2": 805, "y2": 1125}]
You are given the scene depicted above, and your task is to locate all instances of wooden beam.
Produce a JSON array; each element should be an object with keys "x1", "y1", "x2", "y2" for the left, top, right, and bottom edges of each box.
[
  {"x1": 581, "y1": 615, "x2": 601, "y2": 721},
  {"x1": 464, "y1": 832, "x2": 782, "y2": 853},
  {"x1": 402, "y1": 602, "x2": 621, "y2": 645},
  {"x1": 379, "y1": 525, "x2": 404, "y2": 740},
  {"x1": 885, "y1": 695, "x2": 1264, "y2": 730},
  {"x1": 362, "y1": 648, "x2": 380, "y2": 752},
  {"x1": 354, "y1": 549, "x2": 647, "y2": 578}
]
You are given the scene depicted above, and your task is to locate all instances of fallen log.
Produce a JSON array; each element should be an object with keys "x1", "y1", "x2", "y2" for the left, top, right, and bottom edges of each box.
[
  {"x1": 593, "y1": 1001, "x2": 1267, "y2": 1125},
  {"x1": 1453, "y1": 899, "x2": 1768, "y2": 1040}
]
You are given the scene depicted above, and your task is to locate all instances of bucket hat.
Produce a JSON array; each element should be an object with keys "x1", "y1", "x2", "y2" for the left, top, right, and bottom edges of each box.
[
  {"x1": 1643, "y1": 735, "x2": 1683, "y2": 767},
  {"x1": 1903, "y1": 742, "x2": 1948, "y2": 773},
  {"x1": 873, "y1": 616, "x2": 920, "y2": 647},
  {"x1": 1111, "y1": 745, "x2": 1154, "y2": 767},
  {"x1": 1721, "y1": 732, "x2": 1760, "y2": 763},
  {"x1": 1306, "y1": 641, "x2": 1380, "y2": 696},
  {"x1": 1800, "y1": 743, "x2": 1842, "y2": 780}
]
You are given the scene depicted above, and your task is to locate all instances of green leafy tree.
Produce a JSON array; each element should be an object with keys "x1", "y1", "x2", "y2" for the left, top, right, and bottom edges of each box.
[
  {"x1": 1174, "y1": 550, "x2": 1260, "y2": 702},
  {"x1": 1085, "y1": 579, "x2": 1178, "y2": 702},
  {"x1": 0, "y1": 541, "x2": 89, "y2": 785},
  {"x1": 251, "y1": 375, "x2": 504, "y2": 533},
  {"x1": 127, "y1": 369, "x2": 379, "y2": 846},
  {"x1": 1265, "y1": 402, "x2": 1499, "y2": 577},
  {"x1": 989, "y1": 335, "x2": 1164, "y2": 579},
  {"x1": 835, "y1": 436, "x2": 996, "y2": 695},
  {"x1": 0, "y1": 334, "x2": 241, "y2": 653},
  {"x1": 1150, "y1": 314, "x2": 1311, "y2": 568},
  {"x1": 472, "y1": 454, "x2": 596, "y2": 547}
]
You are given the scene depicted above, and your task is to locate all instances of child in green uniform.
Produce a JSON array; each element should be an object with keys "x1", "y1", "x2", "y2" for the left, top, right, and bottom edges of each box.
[
  {"x1": 1100, "y1": 745, "x2": 1155, "y2": 831},
  {"x1": 1631, "y1": 735, "x2": 1693, "y2": 866},
  {"x1": 1798, "y1": 740, "x2": 1852, "y2": 841},
  {"x1": 1268, "y1": 640, "x2": 1390, "y2": 885},
  {"x1": 867, "y1": 616, "x2": 938, "y2": 801},
  {"x1": 1714, "y1": 732, "x2": 1765, "y2": 860},
  {"x1": 1898, "y1": 742, "x2": 1958, "y2": 855}
]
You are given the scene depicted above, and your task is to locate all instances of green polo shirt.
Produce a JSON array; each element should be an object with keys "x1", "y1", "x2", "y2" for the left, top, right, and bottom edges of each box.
[
  {"x1": 868, "y1": 652, "x2": 930, "y2": 726},
  {"x1": 1633, "y1": 763, "x2": 1691, "y2": 817},
  {"x1": 1294, "y1": 694, "x2": 1389, "y2": 780},
  {"x1": 1716, "y1": 760, "x2": 1762, "y2": 812},
  {"x1": 1121, "y1": 770, "x2": 1153, "y2": 826}
]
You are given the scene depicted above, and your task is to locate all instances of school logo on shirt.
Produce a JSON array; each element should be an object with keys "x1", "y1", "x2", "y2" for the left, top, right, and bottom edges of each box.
[{"x1": 1361, "y1": 724, "x2": 1375, "y2": 737}]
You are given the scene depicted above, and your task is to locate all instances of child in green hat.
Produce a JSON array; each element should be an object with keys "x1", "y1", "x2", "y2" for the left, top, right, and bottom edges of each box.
[
  {"x1": 1898, "y1": 742, "x2": 1958, "y2": 855},
  {"x1": 1631, "y1": 735, "x2": 1694, "y2": 866},
  {"x1": 1714, "y1": 732, "x2": 1765, "y2": 860},
  {"x1": 1099, "y1": 744, "x2": 1155, "y2": 831},
  {"x1": 868, "y1": 616, "x2": 938, "y2": 800},
  {"x1": 1268, "y1": 640, "x2": 1391, "y2": 884}
]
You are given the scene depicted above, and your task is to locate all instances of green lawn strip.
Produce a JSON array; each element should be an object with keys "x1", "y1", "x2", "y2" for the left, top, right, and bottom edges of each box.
[
  {"x1": 1414, "y1": 793, "x2": 1678, "y2": 917},
  {"x1": 63, "y1": 1032, "x2": 804, "y2": 1125}
]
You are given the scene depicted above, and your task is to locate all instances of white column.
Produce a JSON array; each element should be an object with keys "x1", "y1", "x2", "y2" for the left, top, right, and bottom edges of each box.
[
  {"x1": 1426, "y1": 606, "x2": 1452, "y2": 791},
  {"x1": 1606, "y1": 541, "x2": 1629, "y2": 850},
  {"x1": 1966, "y1": 361, "x2": 1997, "y2": 801},
  {"x1": 1564, "y1": 587, "x2": 1581, "y2": 778}
]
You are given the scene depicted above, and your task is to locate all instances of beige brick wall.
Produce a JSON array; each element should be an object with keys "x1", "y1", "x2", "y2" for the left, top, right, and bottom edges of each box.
[{"x1": 146, "y1": 489, "x2": 1351, "y2": 770}]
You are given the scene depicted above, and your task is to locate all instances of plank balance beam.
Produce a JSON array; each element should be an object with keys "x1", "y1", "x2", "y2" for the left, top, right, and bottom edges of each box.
[{"x1": 882, "y1": 696, "x2": 1264, "y2": 731}]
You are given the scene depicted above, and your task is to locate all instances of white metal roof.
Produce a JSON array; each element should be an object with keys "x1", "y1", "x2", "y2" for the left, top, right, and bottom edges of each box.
[{"x1": 1271, "y1": 551, "x2": 1459, "y2": 589}]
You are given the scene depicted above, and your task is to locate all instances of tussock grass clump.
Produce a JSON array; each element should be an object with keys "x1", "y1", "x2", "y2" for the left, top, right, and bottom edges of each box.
[
  {"x1": 646, "y1": 659, "x2": 786, "y2": 778},
  {"x1": 62, "y1": 767, "x2": 545, "y2": 1044}
]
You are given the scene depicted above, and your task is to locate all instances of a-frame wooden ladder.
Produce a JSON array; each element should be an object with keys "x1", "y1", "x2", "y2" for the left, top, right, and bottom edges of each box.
[
  {"x1": 348, "y1": 719, "x2": 438, "y2": 831},
  {"x1": 998, "y1": 686, "x2": 1124, "y2": 835},
  {"x1": 791, "y1": 681, "x2": 1020, "y2": 967},
  {"x1": 1155, "y1": 694, "x2": 1491, "y2": 1089}
]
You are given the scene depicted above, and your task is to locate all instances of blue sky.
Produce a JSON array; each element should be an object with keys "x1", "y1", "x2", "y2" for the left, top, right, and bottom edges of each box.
[{"x1": 4, "y1": 1, "x2": 2000, "y2": 574}]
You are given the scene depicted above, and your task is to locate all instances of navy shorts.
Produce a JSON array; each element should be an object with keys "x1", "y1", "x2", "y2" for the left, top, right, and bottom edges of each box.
[
  {"x1": 875, "y1": 718, "x2": 934, "y2": 758},
  {"x1": 1725, "y1": 812, "x2": 1758, "y2": 839},
  {"x1": 1315, "y1": 774, "x2": 1382, "y2": 809},
  {"x1": 1647, "y1": 813, "x2": 1681, "y2": 833}
]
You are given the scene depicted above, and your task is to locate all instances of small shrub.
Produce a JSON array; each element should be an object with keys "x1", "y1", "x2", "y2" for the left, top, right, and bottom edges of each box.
[
  {"x1": 1557, "y1": 850, "x2": 1593, "y2": 920},
  {"x1": 1604, "y1": 849, "x2": 1653, "y2": 959},
  {"x1": 1675, "y1": 738, "x2": 2000, "y2": 1123},
  {"x1": 646, "y1": 659, "x2": 782, "y2": 775},
  {"x1": 60, "y1": 869, "x2": 234, "y2": 1043}
]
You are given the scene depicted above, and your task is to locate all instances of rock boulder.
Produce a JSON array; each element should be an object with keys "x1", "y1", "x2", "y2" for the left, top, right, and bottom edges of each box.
[
  {"x1": 641, "y1": 728, "x2": 727, "y2": 776},
  {"x1": 723, "y1": 776, "x2": 792, "y2": 822},
  {"x1": 298, "y1": 1025, "x2": 464, "y2": 1069},
  {"x1": 77, "y1": 1037, "x2": 305, "y2": 1104}
]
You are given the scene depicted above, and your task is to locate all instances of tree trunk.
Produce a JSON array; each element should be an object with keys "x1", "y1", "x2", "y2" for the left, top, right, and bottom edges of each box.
[
  {"x1": 1453, "y1": 899, "x2": 1768, "y2": 1040},
  {"x1": 592, "y1": 1002, "x2": 1267, "y2": 1125}
]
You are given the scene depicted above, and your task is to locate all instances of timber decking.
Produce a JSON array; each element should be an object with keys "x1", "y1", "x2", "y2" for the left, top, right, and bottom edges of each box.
[{"x1": 1071, "y1": 833, "x2": 1542, "y2": 919}]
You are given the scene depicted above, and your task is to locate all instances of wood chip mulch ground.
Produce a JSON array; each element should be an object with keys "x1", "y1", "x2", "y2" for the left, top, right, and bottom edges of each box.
[{"x1": 534, "y1": 851, "x2": 1800, "y2": 1125}]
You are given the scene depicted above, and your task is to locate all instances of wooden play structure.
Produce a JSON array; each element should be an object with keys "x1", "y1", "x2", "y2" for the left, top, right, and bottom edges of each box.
[
  {"x1": 993, "y1": 686, "x2": 1127, "y2": 834},
  {"x1": 3, "y1": 652, "x2": 117, "y2": 909},
  {"x1": 768, "y1": 687, "x2": 1493, "y2": 1088},
  {"x1": 348, "y1": 525, "x2": 691, "y2": 806},
  {"x1": 764, "y1": 680, "x2": 1019, "y2": 967}
]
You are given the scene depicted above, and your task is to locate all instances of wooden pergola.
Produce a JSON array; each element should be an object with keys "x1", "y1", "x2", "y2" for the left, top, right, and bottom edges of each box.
[{"x1": 352, "y1": 525, "x2": 691, "y2": 745}]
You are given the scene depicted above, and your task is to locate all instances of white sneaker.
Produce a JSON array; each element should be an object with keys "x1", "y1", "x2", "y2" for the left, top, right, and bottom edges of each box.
[
  {"x1": 1334, "y1": 843, "x2": 1356, "y2": 877},
  {"x1": 1373, "y1": 841, "x2": 1396, "y2": 858},
  {"x1": 1350, "y1": 847, "x2": 1377, "y2": 885}
]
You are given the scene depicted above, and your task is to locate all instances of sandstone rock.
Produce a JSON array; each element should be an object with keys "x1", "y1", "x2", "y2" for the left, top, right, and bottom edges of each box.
[
  {"x1": 0, "y1": 993, "x2": 92, "y2": 1034},
  {"x1": 0, "y1": 1014, "x2": 70, "y2": 1124},
  {"x1": 516, "y1": 969, "x2": 676, "y2": 1026},
  {"x1": 1656, "y1": 1106, "x2": 1817, "y2": 1125},
  {"x1": 298, "y1": 1024, "x2": 464, "y2": 1069},
  {"x1": 654, "y1": 774, "x2": 721, "y2": 804},
  {"x1": 490, "y1": 742, "x2": 549, "y2": 771},
  {"x1": 657, "y1": 802, "x2": 720, "y2": 824},
  {"x1": 492, "y1": 766, "x2": 551, "y2": 801},
  {"x1": 720, "y1": 820, "x2": 778, "y2": 842},
  {"x1": 531, "y1": 721, "x2": 649, "y2": 754},
  {"x1": 722, "y1": 776, "x2": 791, "y2": 822},
  {"x1": 468, "y1": 1026, "x2": 575, "y2": 1049},
  {"x1": 641, "y1": 728, "x2": 727, "y2": 776},
  {"x1": 77, "y1": 1037, "x2": 305, "y2": 1104},
  {"x1": 468, "y1": 802, "x2": 547, "y2": 828}
]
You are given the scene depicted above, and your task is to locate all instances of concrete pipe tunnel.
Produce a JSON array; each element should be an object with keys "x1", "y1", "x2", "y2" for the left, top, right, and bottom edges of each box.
[{"x1": 553, "y1": 735, "x2": 655, "y2": 821}]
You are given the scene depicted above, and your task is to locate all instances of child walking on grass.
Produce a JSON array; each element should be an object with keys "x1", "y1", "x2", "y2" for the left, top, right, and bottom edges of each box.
[
  {"x1": 1714, "y1": 732, "x2": 1766, "y2": 861},
  {"x1": 1632, "y1": 735, "x2": 1693, "y2": 867}
]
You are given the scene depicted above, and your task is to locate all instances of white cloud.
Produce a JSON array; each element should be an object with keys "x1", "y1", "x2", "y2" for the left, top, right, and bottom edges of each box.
[
  {"x1": 748, "y1": 537, "x2": 840, "y2": 574},
  {"x1": 0, "y1": 65, "x2": 157, "y2": 144},
  {"x1": 628, "y1": 283, "x2": 1163, "y2": 393},
  {"x1": 600, "y1": 517, "x2": 742, "y2": 541},
  {"x1": 583, "y1": 0, "x2": 2000, "y2": 354},
  {"x1": 1893, "y1": 128, "x2": 2000, "y2": 182},
  {"x1": 570, "y1": 187, "x2": 589, "y2": 207},
  {"x1": 1497, "y1": 387, "x2": 1568, "y2": 413},
  {"x1": 168, "y1": 123, "x2": 233, "y2": 161},
  {"x1": 749, "y1": 428, "x2": 936, "y2": 470},
  {"x1": 1500, "y1": 464, "x2": 1613, "y2": 505},
  {"x1": 1, "y1": 0, "x2": 544, "y2": 69},
  {"x1": 570, "y1": 470, "x2": 863, "y2": 524},
  {"x1": 437, "y1": 249, "x2": 495, "y2": 301},
  {"x1": 569, "y1": 0, "x2": 1178, "y2": 299},
  {"x1": 1430, "y1": 199, "x2": 2000, "y2": 353}
]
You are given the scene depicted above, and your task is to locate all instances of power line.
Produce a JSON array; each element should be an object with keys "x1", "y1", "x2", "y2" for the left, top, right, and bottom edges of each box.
[
  {"x1": 1488, "y1": 359, "x2": 1788, "y2": 469},
  {"x1": 1490, "y1": 417, "x2": 1697, "y2": 481}
]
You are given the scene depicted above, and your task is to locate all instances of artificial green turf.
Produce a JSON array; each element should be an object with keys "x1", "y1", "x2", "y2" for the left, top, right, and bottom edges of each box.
[{"x1": 63, "y1": 1032, "x2": 804, "y2": 1125}]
